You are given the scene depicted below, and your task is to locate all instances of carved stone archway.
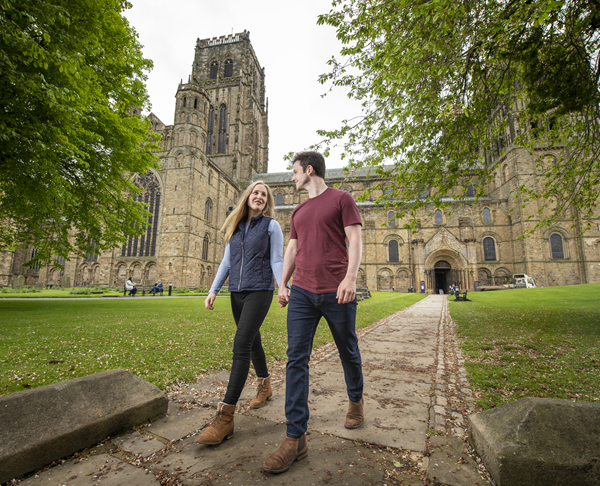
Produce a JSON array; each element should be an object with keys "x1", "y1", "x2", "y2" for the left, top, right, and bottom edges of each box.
[{"x1": 424, "y1": 249, "x2": 469, "y2": 293}]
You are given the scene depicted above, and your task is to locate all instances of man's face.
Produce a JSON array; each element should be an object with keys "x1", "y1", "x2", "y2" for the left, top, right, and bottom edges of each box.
[{"x1": 291, "y1": 161, "x2": 309, "y2": 192}]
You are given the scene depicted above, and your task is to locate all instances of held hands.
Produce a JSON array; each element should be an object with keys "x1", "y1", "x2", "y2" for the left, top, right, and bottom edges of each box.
[
  {"x1": 277, "y1": 286, "x2": 290, "y2": 308},
  {"x1": 336, "y1": 276, "x2": 356, "y2": 304},
  {"x1": 205, "y1": 292, "x2": 216, "y2": 310}
]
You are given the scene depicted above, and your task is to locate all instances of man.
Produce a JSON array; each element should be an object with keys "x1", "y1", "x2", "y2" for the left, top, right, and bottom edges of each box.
[
  {"x1": 151, "y1": 280, "x2": 163, "y2": 296},
  {"x1": 263, "y1": 151, "x2": 364, "y2": 474}
]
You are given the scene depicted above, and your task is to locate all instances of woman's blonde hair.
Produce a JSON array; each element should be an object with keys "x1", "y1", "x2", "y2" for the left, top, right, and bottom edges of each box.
[{"x1": 221, "y1": 181, "x2": 275, "y2": 243}]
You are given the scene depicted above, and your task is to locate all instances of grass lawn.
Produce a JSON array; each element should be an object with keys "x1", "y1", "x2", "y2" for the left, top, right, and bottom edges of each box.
[
  {"x1": 0, "y1": 288, "x2": 222, "y2": 298},
  {"x1": 0, "y1": 291, "x2": 425, "y2": 396},
  {"x1": 449, "y1": 283, "x2": 600, "y2": 410}
]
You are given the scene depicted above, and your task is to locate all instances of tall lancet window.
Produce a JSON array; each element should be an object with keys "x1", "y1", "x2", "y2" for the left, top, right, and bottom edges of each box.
[
  {"x1": 206, "y1": 106, "x2": 214, "y2": 154},
  {"x1": 121, "y1": 171, "x2": 161, "y2": 257},
  {"x1": 210, "y1": 61, "x2": 218, "y2": 79},
  {"x1": 224, "y1": 59, "x2": 233, "y2": 77},
  {"x1": 218, "y1": 104, "x2": 227, "y2": 153}
]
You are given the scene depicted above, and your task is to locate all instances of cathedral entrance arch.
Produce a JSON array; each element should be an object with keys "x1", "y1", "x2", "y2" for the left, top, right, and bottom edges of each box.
[
  {"x1": 434, "y1": 260, "x2": 451, "y2": 294},
  {"x1": 424, "y1": 249, "x2": 469, "y2": 293}
]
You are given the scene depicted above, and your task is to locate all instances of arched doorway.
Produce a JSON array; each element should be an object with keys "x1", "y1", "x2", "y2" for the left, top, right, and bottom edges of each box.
[{"x1": 434, "y1": 260, "x2": 451, "y2": 294}]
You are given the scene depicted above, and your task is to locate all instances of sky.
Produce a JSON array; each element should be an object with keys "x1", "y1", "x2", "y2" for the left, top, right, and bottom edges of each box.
[{"x1": 123, "y1": 0, "x2": 361, "y2": 174}]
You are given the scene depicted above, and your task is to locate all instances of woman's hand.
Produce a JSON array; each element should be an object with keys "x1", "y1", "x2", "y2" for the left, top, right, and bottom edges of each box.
[{"x1": 205, "y1": 292, "x2": 216, "y2": 310}]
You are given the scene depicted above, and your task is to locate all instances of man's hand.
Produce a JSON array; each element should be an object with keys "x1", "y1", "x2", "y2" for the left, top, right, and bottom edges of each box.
[
  {"x1": 277, "y1": 286, "x2": 290, "y2": 307},
  {"x1": 336, "y1": 276, "x2": 356, "y2": 304},
  {"x1": 205, "y1": 292, "x2": 216, "y2": 310}
]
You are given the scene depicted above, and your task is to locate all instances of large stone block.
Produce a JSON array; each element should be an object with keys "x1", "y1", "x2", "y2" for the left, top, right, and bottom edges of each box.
[
  {"x1": 468, "y1": 397, "x2": 600, "y2": 486},
  {"x1": 0, "y1": 369, "x2": 168, "y2": 483}
]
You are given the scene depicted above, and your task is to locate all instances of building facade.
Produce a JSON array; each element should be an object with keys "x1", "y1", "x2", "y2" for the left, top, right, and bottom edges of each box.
[{"x1": 2, "y1": 33, "x2": 599, "y2": 292}]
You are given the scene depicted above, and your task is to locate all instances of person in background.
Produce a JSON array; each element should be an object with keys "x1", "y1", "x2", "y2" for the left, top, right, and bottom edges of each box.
[
  {"x1": 151, "y1": 280, "x2": 163, "y2": 296},
  {"x1": 125, "y1": 278, "x2": 137, "y2": 296},
  {"x1": 196, "y1": 181, "x2": 284, "y2": 446}
]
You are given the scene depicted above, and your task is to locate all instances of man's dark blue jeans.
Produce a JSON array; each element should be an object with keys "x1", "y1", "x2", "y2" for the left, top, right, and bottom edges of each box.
[{"x1": 285, "y1": 285, "x2": 363, "y2": 439}]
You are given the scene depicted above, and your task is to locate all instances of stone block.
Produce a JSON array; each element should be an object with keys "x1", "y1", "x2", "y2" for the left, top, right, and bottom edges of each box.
[
  {"x1": 0, "y1": 369, "x2": 168, "y2": 483},
  {"x1": 13, "y1": 275, "x2": 25, "y2": 288},
  {"x1": 34, "y1": 281, "x2": 44, "y2": 290},
  {"x1": 468, "y1": 397, "x2": 600, "y2": 486}
]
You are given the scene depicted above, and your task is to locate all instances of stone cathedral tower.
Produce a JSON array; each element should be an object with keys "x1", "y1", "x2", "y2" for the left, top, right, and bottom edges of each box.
[{"x1": 189, "y1": 30, "x2": 269, "y2": 181}]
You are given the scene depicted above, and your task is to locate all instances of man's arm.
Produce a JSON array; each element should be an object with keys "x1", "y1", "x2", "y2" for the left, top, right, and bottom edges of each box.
[
  {"x1": 277, "y1": 239, "x2": 298, "y2": 307},
  {"x1": 337, "y1": 224, "x2": 362, "y2": 304}
]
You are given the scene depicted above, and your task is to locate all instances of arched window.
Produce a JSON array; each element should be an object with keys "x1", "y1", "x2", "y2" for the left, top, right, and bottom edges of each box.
[
  {"x1": 550, "y1": 233, "x2": 564, "y2": 259},
  {"x1": 204, "y1": 199, "x2": 213, "y2": 223},
  {"x1": 218, "y1": 104, "x2": 227, "y2": 153},
  {"x1": 465, "y1": 184, "x2": 474, "y2": 197},
  {"x1": 85, "y1": 240, "x2": 98, "y2": 262},
  {"x1": 388, "y1": 211, "x2": 396, "y2": 227},
  {"x1": 224, "y1": 59, "x2": 233, "y2": 77},
  {"x1": 29, "y1": 247, "x2": 40, "y2": 270},
  {"x1": 276, "y1": 193, "x2": 283, "y2": 205},
  {"x1": 183, "y1": 96, "x2": 186, "y2": 107},
  {"x1": 388, "y1": 240, "x2": 399, "y2": 262},
  {"x1": 434, "y1": 209, "x2": 443, "y2": 224},
  {"x1": 483, "y1": 237, "x2": 497, "y2": 261},
  {"x1": 202, "y1": 235, "x2": 209, "y2": 260},
  {"x1": 483, "y1": 207, "x2": 492, "y2": 223},
  {"x1": 206, "y1": 106, "x2": 214, "y2": 154},
  {"x1": 194, "y1": 98, "x2": 198, "y2": 109},
  {"x1": 208, "y1": 171, "x2": 212, "y2": 185},
  {"x1": 210, "y1": 61, "x2": 218, "y2": 79},
  {"x1": 121, "y1": 171, "x2": 161, "y2": 257}
]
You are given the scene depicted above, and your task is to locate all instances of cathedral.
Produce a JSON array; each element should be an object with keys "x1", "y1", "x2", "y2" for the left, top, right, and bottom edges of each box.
[{"x1": 1, "y1": 32, "x2": 599, "y2": 292}]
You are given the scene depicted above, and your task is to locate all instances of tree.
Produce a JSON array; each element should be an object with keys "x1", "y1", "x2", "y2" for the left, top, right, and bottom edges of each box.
[
  {"x1": 317, "y1": 0, "x2": 600, "y2": 232},
  {"x1": 0, "y1": 0, "x2": 158, "y2": 266}
]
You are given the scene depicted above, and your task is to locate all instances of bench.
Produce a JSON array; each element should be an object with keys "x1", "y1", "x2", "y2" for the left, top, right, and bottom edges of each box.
[
  {"x1": 454, "y1": 290, "x2": 468, "y2": 301},
  {"x1": 141, "y1": 285, "x2": 163, "y2": 296}
]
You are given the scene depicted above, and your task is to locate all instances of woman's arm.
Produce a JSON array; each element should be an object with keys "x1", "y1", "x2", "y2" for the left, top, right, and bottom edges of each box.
[{"x1": 269, "y1": 220, "x2": 285, "y2": 287}]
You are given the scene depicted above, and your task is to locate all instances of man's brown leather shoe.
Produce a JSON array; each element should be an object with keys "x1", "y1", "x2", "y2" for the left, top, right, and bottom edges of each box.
[
  {"x1": 263, "y1": 434, "x2": 307, "y2": 474},
  {"x1": 345, "y1": 398, "x2": 364, "y2": 429}
]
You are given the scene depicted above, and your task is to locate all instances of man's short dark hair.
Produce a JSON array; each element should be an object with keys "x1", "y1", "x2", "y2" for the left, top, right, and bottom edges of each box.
[{"x1": 291, "y1": 151, "x2": 326, "y2": 179}]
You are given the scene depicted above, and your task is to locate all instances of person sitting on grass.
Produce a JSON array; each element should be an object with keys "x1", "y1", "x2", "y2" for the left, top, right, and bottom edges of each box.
[
  {"x1": 125, "y1": 278, "x2": 137, "y2": 296},
  {"x1": 151, "y1": 280, "x2": 163, "y2": 296}
]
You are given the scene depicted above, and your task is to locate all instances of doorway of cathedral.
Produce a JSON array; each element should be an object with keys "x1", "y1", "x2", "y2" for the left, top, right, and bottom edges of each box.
[{"x1": 434, "y1": 260, "x2": 451, "y2": 294}]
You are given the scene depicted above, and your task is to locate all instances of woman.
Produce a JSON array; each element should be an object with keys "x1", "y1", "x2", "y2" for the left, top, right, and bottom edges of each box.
[{"x1": 196, "y1": 181, "x2": 284, "y2": 446}]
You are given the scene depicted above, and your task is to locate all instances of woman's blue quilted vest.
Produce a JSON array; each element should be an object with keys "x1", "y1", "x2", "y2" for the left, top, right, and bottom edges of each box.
[{"x1": 228, "y1": 215, "x2": 274, "y2": 292}]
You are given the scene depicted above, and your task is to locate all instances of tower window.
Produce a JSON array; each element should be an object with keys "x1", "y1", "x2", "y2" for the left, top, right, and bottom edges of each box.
[
  {"x1": 210, "y1": 61, "x2": 218, "y2": 79},
  {"x1": 276, "y1": 193, "x2": 283, "y2": 205},
  {"x1": 218, "y1": 104, "x2": 227, "y2": 153},
  {"x1": 388, "y1": 211, "x2": 395, "y2": 227},
  {"x1": 388, "y1": 240, "x2": 399, "y2": 262},
  {"x1": 483, "y1": 237, "x2": 497, "y2": 261},
  {"x1": 183, "y1": 96, "x2": 186, "y2": 107},
  {"x1": 224, "y1": 59, "x2": 233, "y2": 77},
  {"x1": 434, "y1": 209, "x2": 443, "y2": 224},
  {"x1": 483, "y1": 207, "x2": 491, "y2": 223},
  {"x1": 194, "y1": 98, "x2": 197, "y2": 109},
  {"x1": 202, "y1": 235, "x2": 209, "y2": 260},
  {"x1": 206, "y1": 106, "x2": 214, "y2": 154},
  {"x1": 550, "y1": 233, "x2": 564, "y2": 259},
  {"x1": 205, "y1": 199, "x2": 213, "y2": 223}
]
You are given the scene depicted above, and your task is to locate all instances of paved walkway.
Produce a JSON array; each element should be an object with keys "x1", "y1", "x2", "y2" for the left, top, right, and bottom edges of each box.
[{"x1": 17, "y1": 295, "x2": 490, "y2": 486}]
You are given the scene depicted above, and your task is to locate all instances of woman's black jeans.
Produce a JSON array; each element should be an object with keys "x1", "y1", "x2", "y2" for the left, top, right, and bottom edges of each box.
[{"x1": 223, "y1": 290, "x2": 273, "y2": 405}]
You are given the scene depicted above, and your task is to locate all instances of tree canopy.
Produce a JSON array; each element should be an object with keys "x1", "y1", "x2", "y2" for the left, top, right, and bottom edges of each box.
[
  {"x1": 317, "y1": 0, "x2": 600, "y2": 232},
  {"x1": 0, "y1": 0, "x2": 158, "y2": 266}
]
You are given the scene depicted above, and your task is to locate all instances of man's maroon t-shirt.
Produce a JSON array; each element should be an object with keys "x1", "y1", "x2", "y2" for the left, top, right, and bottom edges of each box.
[{"x1": 290, "y1": 187, "x2": 362, "y2": 293}]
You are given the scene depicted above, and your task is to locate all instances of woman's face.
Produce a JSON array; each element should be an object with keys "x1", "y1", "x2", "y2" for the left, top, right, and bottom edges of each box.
[{"x1": 247, "y1": 184, "x2": 268, "y2": 214}]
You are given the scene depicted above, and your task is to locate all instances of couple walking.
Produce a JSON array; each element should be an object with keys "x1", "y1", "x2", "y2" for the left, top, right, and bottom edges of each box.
[{"x1": 197, "y1": 151, "x2": 364, "y2": 474}]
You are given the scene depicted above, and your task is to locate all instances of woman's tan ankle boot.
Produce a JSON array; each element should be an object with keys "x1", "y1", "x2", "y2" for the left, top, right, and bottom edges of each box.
[
  {"x1": 195, "y1": 402, "x2": 236, "y2": 445},
  {"x1": 249, "y1": 374, "x2": 273, "y2": 409}
]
